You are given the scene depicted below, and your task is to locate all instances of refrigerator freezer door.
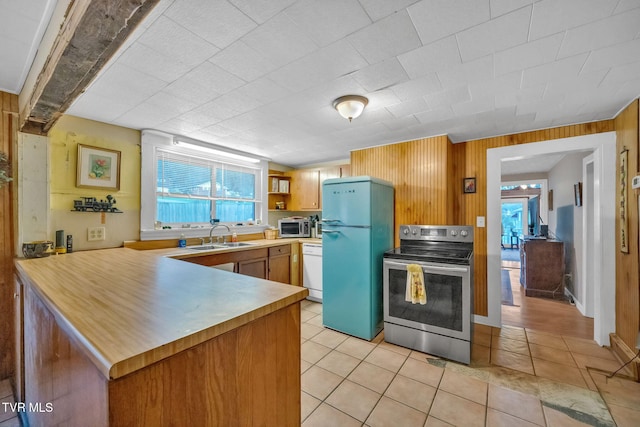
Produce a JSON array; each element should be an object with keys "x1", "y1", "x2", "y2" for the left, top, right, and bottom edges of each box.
[{"x1": 322, "y1": 180, "x2": 372, "y2": 226}]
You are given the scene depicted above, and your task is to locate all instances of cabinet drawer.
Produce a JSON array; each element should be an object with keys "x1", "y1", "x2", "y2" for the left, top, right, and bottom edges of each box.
[{"x1": 269, "y1": 244, "x2": 290, "y2": 257}]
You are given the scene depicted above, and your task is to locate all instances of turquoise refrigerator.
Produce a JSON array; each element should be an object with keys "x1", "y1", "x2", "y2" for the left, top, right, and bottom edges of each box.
[{"x1": 321, "y1": 176, "x2": 394, "y2": 340}]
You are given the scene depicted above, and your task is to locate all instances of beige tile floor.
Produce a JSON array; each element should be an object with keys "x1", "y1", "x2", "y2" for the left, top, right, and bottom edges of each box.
[
  {"x1": 300, "y1": 300, "x2": 640, "y2": 427},
  {"x1": 2, "y1": 300, "x2": 638, "y2": 426}
]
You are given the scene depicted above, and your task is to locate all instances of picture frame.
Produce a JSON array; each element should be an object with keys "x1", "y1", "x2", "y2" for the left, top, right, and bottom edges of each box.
[
  {"x1": 463, "y1": 177, "x2": 476, "y2": 194},
  {"x1": 76, "y1": 144, "x2": 121, "y2": 190},
  {"x1": 574, "y1": 182, "x2": 582, "y2": 207}
]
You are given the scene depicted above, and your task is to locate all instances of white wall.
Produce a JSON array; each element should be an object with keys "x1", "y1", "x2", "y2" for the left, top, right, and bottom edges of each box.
[{"x1": 547, "y1": 152, "x2": 590, "y2": 302}]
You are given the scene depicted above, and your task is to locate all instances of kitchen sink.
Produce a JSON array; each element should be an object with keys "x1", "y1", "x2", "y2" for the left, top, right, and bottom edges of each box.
[{"x1": 187, "y1": 242, "x2": 255, "y2": 250}]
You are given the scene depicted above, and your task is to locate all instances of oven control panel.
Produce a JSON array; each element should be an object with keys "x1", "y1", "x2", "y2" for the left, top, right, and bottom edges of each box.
[{"x1": 399, "y1": 225, "x2": 473, "y2": 242}]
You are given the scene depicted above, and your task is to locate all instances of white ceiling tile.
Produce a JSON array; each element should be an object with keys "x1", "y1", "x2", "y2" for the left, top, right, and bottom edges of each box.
[
  {"x1": 469, "y1": 71, "x2": 521, "y2": 101},
  {"x1": 382, "y1": 114, "x2": 421, "y2": 130},
  {"x1": 358, "y1": 0, "x2": 421, "y2": 21},
  {"x1": 521, "y1": 53, "x2": 588, "y2": 88},
  {"x1": 145, "y1": 92, "x2": 198, "y2": 117},
  {"x1": 408, "y1": 0, "x2": 491, "y2": 45},
  {"x1": 546, "y1": 68, "x2": 608, "y2": 94},
  {"x1": 352, "y1": 58, "x2": 410, "y2": 92},
  {"x1": 582, "y1": 38, "x2": 640, "y2": 73},
  {"x1": 365, "y1": 89, "x2": 403, "y2": 111},
  {"x1": 213, "y1": 91, "x2": 261, "y2": 115},
  {"x1": 161, "y1": 77, "x2": 221, "y2": 105},
  {"x1": 115, "y1": 103, "x2": 177, "y2": 129},
  {"x1": 494, "y1": 84, "x2": 545, "y2": 109},
  {"x1": 241, "y1": 13, "x2": 318, "y2": 68},
  {"x1": 613, "y1": 0, "x2": 640, "y2": 13},
  {"x1": 82, "y1": 63, "x2": 168, "y2": 106},
  {"x1": 391, "y1": 74, "x2": 442, "y2": 101},
  {"x1": 164, "y1": 0, "x2": 257, "y2": 49},
  {"x1": 117, "y1": 43, "x2": 192, "y2": 83},
  {"x1": 529, "y1": 0, "x2": 618, "y2": 40},
  {"x1": 183, "y1": 62, "x2": 246, "y2": 95},
  {"x1": 601, "y1": 59, "x2": 640, "y2": 86},
  {"x1": 425, "y1": 85, "x2": 472, "y2": 109},
  {"x1": 157, "y1": 118, "x2": 205, "y2": 135},
  {"x1": 386, "y1": 99, "x2": 430, "y2": 118},
  {"x1": 137, "y1": 16, "x2": 219, "y2": 67},
  {"x1": 229, "y1": 0, "x2": 297, "y2": 24},
  {"x1": 67, "y1": 92, "x2": 135, "y2": 123},
  {"x1": 494, "y1": 33, "x2": 564, "y2": 77},
  {"x1": 452, "y1": 95, "x2": 495, "y2": 116},
  {"x1": 266, "y1": 40, "x2": 368, "y2": 93},
  {"x1": 0, "y1": 39, "x2": 29, "y2": 93},
  {"x1": 234, "y1": 78, "x2": 291, "y2": 105},
  {"x1": 178, "y1": 100, "x2": 238, "y2": 127},
  {"x1": 437, "y1": 55, "x2": 494, "y2": 89},
  {"x1": 457, "y1": 6, "x2": 532, "y2": 62},
  {"x1": 348, "y1": 10, "x2": 422, "y2": 64},
  {"x1": 397, "y1": 36, "x2": 462, "y2": 79},
  {"x1": 284, "y1": 0, "x2": 371, "y2": 46},
  {"x1": 209, "y1": 41, "x2": 278, "y2": 82},
  {"x1": 490, "y1": 0, "x2": 535, "y2": 18},
  {"x1": 558, "y1": 8, "x2": 640, "y2": 58}
]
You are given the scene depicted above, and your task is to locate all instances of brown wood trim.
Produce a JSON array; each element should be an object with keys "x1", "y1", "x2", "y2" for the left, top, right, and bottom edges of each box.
[{"x1": 609, "y1": 333, "x2": 639, "y2": 381}]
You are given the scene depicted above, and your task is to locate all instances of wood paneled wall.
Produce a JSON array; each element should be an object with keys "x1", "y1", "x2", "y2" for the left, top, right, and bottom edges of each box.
[
  {"x1": 614, "y1": 100, "x2": 640, "y2": 351},
  {"x1": 1, "y1": 91, "x2": 18, "y2": 381},
  {"x1": 352, "y1": 121, "x2": 616, "y2": 317},
  {"x1": 351, "y1": 135, "x2": 451, "y2": 247}
]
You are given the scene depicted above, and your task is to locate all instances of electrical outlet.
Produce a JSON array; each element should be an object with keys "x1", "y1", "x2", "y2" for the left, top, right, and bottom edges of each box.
[{"x1": 88, "y1": 227, "x2": 105, "y2": 241}]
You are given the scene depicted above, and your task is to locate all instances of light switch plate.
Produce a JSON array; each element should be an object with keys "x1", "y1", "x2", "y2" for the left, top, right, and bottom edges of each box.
[
  {"x1": 476, "y1": 216, "x2": 485, "y2": 227},
  {"x1": 88, "y1": 227, "x2": 105, "y2": 241}
]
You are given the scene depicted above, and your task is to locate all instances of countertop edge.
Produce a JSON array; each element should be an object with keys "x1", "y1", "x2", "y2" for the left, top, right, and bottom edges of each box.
[{"x1": 15, "y1": 248, "x2": 309, "y2": 380}]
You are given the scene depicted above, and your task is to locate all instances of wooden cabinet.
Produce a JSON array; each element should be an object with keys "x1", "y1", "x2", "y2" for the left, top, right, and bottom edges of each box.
[
  {"x1": 286, "y1": 164, "x2": 350, "y2": 211},
  {"x1": 185, "y1": 244, "x2": 294, "y2": 284},
  {"x1": 238, "y1": 256, "x2": 268, "y2": 278},
  {"x1": 185, "y1": 248, "x2": 269, "y2": 279},
  {"x1": 268, "y1": 244, "x2": 291, "y2": 284},
  {"x1": 520, "y1": 239, "x2": 565, "y2": 299}
]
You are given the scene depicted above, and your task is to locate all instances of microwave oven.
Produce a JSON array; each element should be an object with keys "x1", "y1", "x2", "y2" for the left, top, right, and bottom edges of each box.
[{"x1": 278, "y1": 218, "x2": 311, "y2": 238}]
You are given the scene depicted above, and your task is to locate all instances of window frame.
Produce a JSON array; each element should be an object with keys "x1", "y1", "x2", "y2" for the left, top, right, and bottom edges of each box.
[{"x1": 140, "y1": 130, "x2": 269, "y2": 240}]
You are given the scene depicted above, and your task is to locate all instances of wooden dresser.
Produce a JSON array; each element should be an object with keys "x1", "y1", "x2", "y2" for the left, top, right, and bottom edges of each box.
[{"x1": 519, "y1": 239, "x2": 565, "y2": 299}]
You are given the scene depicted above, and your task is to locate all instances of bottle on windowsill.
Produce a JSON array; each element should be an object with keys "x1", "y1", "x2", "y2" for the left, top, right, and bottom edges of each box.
[{"x1": 231, "y1": 232, "x2": 238, "y2": 243}]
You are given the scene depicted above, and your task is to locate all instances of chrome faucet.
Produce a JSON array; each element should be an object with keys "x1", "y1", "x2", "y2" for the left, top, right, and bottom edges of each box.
[{"x1": 209, "y1": 224, "x2": 231, "y2": 243}]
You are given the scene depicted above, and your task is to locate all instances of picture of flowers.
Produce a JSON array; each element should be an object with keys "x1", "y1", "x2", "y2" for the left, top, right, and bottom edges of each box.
[{"x1": 77, "y1": 144, "x2": 121, "y2": 190}]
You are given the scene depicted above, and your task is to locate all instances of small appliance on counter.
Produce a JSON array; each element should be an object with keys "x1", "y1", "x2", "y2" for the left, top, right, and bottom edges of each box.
[{"x1": 278, "y1": 217, "x2": 311, "y2": 238}]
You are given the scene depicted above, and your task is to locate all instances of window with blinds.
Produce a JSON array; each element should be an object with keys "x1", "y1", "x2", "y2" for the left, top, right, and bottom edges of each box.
[{"x1": 156, "y1": 149, "x2": 262, "y2": 224}]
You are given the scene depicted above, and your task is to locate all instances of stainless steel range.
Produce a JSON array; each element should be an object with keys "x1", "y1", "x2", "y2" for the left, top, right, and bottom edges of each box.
[{"x1": 383, "y1": 225, "x2": 474, "y2": 364}]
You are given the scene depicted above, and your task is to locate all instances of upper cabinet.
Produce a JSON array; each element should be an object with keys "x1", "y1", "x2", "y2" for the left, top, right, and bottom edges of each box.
[
  {"x1": 267, "y1": 174, "x2": 291, "y2": 211},
  {"x1": 284, "y1": 165, "x2": 350, "y2": 211}
]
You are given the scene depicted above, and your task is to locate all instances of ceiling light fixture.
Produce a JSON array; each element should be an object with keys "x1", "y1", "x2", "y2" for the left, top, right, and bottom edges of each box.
[{"x1": 333, "y1": 95, "x2": 368, "y2": 122}]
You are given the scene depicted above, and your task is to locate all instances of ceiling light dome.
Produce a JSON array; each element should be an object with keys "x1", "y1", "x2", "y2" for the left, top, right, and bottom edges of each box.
[{"x1": 333, "y1": 95, "x2": 368, "y2": 122}]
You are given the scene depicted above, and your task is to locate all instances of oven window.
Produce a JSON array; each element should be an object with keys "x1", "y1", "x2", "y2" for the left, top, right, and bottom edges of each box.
[
  {"x1": 388, "y1": 269, "x2": 463, "y2": 331},
  {"x1": 280, "y1": 222, "x2": 300, "y2": 235}
]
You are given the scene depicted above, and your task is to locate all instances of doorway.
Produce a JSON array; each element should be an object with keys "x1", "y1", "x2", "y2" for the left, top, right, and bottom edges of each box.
[{"x1": 484, "y1": 132, "x2": 616, "y2": 346}]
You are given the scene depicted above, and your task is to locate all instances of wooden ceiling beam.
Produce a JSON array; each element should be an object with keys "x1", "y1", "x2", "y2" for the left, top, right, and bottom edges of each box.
[{"x1": 19, "y1": 0, "x2": 159, "y2": 135}]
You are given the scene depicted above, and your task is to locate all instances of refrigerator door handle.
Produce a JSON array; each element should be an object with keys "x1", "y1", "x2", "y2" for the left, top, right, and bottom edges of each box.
[
  {"x1": 324, "y1": 224, "x2": 372, "y2": 229},
  {"x1": 322, "y1": 218, "x2": 340, "y2": 222},
  {"x1": 322, "y1": 229, "x2": 340, "y2": 234}
]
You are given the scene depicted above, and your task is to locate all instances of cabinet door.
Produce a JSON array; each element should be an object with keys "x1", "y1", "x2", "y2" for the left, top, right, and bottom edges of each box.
[
  {"x1": 289, "y1": 169, "x2": 320, "y2": 210},
  {"x1": 238, "y1": 257, "x2": 268, "y2": 279},
  {"x1": 14, "y1": 275, "x2": 24, "y2": 402},
  {"x1": 269, "y1": 255, "x2": 291, "y2": 284}
]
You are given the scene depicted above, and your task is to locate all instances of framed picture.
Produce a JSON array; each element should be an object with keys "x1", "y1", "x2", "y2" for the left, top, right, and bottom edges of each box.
[
  {"x1": 77, "y1": 144, "x2": 121, "y2": 190},
  {"x1": 463, "y1": 177, "x2": 476, "y2": 194},
  {"x1": 574, "y1": 182, "x2": 582, "y2": 207}
]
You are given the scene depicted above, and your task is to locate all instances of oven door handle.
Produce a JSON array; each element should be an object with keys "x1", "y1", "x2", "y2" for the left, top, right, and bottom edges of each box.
[{"x1": 385, "y1": 260, "x2": 469, "y2": 273}]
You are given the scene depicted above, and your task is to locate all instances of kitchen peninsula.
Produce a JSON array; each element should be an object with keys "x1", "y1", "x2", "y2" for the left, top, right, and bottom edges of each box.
[{"x1": 15, "y1": 247, "x2": 307, "y2": 426}]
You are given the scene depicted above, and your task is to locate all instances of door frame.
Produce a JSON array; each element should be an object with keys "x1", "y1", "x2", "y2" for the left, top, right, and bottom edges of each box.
[{"x1": 483, "y1": 132, "x2": 616, "y2": 346}]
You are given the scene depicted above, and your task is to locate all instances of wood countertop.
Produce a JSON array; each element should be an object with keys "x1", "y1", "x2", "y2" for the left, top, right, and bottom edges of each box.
[{"x1": 15, "y1": 247, "x2": 308, "y2": 380}]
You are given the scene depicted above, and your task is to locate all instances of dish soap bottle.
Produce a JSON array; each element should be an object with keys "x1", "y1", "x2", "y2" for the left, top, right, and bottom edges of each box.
[
  {"x1": 231, "y1": 232, "x2": 238, "y2": 243},
  {"x1": 178, "y1": 234, "x2": 186, "y2": 248}
]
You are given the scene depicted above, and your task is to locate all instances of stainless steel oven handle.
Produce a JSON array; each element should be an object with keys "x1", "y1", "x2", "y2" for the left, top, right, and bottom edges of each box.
[{"x1": 384, "y1": 260, "x2": 468, "y2": 273}]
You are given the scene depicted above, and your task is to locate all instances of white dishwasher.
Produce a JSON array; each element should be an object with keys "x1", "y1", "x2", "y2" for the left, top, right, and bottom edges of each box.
[{"x1": 302, "y1": 243, "x2": 322, "y2": 302}]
